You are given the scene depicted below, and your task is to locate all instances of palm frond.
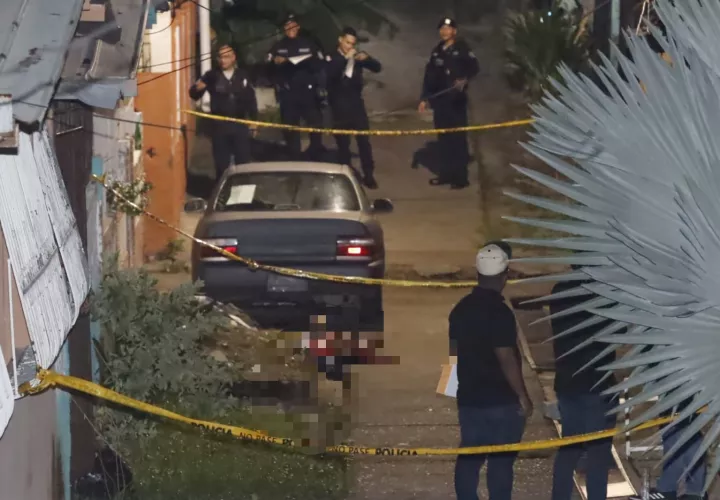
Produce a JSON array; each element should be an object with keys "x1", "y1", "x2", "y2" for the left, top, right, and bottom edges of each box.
[{"x1": 511, "y1": 0, "x2": 720, "y2": 490}]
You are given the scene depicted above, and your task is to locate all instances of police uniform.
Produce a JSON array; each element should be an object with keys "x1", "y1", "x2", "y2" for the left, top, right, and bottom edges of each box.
[
  {"x1": 267, "y1": 15, "x2": 326, "y2": 161},
  {"x1": 421, "y1": 18, "x2": 479, "y2": 188},
  {"x1": 189, "y1": 66, "x2": 258, "y2": 180},
  {"x1": 326, "y1": 43, "x2": 381, "y2": 188}
]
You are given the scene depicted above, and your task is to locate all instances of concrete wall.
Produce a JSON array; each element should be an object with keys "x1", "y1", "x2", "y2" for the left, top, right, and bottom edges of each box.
[
  {"x1": 0, "y1": 227, "x2": 62, "y2": 500},
  {"x1": 137, "y1": 1, "x2": 197, "y2": 257},
  {"x1": 0, "y1": 390, "x2": 61, "y2": 500}
]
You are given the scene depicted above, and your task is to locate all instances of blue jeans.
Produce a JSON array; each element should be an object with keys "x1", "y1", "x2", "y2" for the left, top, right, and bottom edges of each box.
[
  {"x1": 657, "y1": 419, "x2": 707, "y2": 496},
  {"x1": 455, "y1": 404, "x2": 526, "y2": 500},
  {"x1": 551, "y1": 394, "x2": 616, "y2": 500}
]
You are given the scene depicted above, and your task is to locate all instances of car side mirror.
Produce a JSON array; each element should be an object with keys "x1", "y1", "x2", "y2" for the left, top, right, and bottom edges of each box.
[
  {"x1": 184, "y1": 198, "x2": 208, "y2": 213},
  {"x1": 371, "y1": 198, "x2": 394, "y2": 214}
]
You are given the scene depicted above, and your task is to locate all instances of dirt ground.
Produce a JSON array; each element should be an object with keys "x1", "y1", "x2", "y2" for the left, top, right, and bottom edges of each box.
[{"x1": 334, "y1": 45, "x2": 560, "y2": 498}]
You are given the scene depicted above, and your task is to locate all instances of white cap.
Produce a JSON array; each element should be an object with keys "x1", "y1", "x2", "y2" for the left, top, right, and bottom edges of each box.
[{"x1": 475, "y1": 244, "x2": 509, "y2": 276}]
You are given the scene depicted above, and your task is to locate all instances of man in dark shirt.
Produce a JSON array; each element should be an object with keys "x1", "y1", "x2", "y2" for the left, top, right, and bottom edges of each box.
[
  {"x1": 189, "y1": 45, "x2": 258, "y2": 181},
  {"x1": 550, "y1": 276, "x2": 617, "y2": 500},
  {"x1": 326, "y1": 27, "x2": 382, "y2": 189},
  {"x1": 267, "y1": 14, "x2": 326, "y2": 161},
  {"x1": 449, "y1": 241, "x2": 532, "y2": 500},
  {"x1": 419, "y1": 17, "x2": 479, "y2": 190}
]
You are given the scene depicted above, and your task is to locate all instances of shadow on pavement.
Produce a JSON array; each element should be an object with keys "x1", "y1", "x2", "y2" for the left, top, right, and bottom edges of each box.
[
  {"x1": 411, "y1": 140, "x2": 476, "y2": 178},
  {"x1": 411, "y1": 140, "x2": 444, "y2": 177}
]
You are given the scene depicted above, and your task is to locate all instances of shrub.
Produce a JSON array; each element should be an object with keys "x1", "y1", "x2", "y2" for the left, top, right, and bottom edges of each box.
[
  {"x1": 91, "y1": 257, "x2": 236, "y2": 446},
  {"x1": 504, "y1": 7, "x2": 591, "y2": 101},
  {"x1": 86, "y1": 257, "x2": 348, "y2": 499}
]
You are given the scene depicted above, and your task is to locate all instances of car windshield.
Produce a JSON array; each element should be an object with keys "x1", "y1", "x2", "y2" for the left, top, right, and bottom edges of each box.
[{"x1": 214, "y1": 172, "x2": 361, "y2": 212}]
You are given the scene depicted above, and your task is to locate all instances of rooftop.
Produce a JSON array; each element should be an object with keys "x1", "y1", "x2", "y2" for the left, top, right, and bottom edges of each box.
[
  {"x1": 0, "y1": 0, "x2": 85, "y2": 125},
  {"x1": 55, "y1": 0, "x2": 150, "y2": 109}
]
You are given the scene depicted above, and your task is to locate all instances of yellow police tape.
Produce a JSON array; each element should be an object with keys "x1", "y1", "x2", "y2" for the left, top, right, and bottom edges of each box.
[
  {"x1": 185, "y1": 109, "x2": 535, "y2": 136},
  {"x1": 20, "y1": 369, "x2": 673, "y2": 456},
  {"x1": 93, "y1": 174, "x2": 504, "y2": 288}
]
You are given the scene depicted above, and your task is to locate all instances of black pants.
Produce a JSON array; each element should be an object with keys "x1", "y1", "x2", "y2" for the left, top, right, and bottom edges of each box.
[
  {"x1": 455, "y1": 404, "x2": 526, "y2": 500},
  {"x1": 551, "y1": 394, "x2": 615, "y2": 500},
  {"x1": 279, "y1": 91, "x2": 324, "y2": 161},
  {"x1": 211, "y1": 124, "x2": 251, "y2": 181},
  {"x1": 332, "y1": 100, "x2": 375, "y2": 179},
  {"x1": 433, "y1": 101, "x2": 470, "y2": 185}
]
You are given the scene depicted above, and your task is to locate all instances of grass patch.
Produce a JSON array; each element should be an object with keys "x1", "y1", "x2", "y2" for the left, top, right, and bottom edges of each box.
[{"x1": 123, "y1": 410, "x2": 349, "y2": 500}]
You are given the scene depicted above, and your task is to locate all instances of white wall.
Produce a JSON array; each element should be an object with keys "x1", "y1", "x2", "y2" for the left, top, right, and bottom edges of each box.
[{"x1": 148, "y1": 11, "x2": 174, "y2": 72}]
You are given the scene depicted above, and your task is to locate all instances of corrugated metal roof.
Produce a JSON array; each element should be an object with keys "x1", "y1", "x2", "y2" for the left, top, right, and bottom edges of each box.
[
  {"x1": 0, "y1": 0, "x2": 85, "y2": 125},
  {"x1": 55, "y1": 0, "x2": 149, "y2": 109},
  {"x1": 34, "y1": 130, "x2": 89, "y2": 310},
  {"x1": 0, "y1": 130, "x2": 89, "y2": 368}
]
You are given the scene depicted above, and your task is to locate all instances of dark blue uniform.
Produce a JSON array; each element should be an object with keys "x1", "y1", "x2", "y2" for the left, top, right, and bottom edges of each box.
[
  {"x1": 267, "y1": 35, "x2": 326, "y2": 161},
  {"x1": 326, "y1": 50, "x2": 381, "y2": 186},
  {"x1": 421, "y1": 38, "x2": 479, "y2": 188},
  {"x1": 189, "y1": 67, "x2": 258, "y2": 179}
]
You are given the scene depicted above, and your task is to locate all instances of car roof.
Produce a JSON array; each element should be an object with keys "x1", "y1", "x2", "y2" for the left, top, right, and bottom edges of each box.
[{"x1": 225, "y1": 162, "x2": 352, "y2": 176}]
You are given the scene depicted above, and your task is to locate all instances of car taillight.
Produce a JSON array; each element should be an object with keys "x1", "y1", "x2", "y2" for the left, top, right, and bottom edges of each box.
[
  {"x1": 336, "y1": 238, "x2": 375, "y2": 258},
  {"x1": 198, "y1": 238, "x2": 238, "y2": 261}
]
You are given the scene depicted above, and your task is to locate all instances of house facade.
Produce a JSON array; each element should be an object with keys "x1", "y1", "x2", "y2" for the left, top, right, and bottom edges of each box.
[
  {"x1": 137, "y1": 0, "x2": 198, "y2": 257},
  {"x1": 0, "y1": 0, "x2": 150, "y2": 498}
]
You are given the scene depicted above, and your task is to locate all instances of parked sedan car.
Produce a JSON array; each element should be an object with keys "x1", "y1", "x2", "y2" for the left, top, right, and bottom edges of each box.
[{"x1": 190, "y1": 162, "x2": 393, "y2": 331}]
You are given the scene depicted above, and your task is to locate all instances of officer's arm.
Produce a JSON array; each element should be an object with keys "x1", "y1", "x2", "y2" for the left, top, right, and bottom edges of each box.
[
  {"x1": 459, "y1": 44, "x2": 480, "y2": 80},
  {"x1": 267, "y1": 43, "x2": 286, "y2": 65},
  {"x1": 360, "y1": 56, "x2": 382, "y2": 73},
  {"x1": 189, "y1": 70, "x2": 213, "y2": 100},
  {"x1": 419, "y1": 62, "x2": 432, "y2": 101},
  {"x1": 248, "y1": 83, "x2": 259, "y2": 121}
]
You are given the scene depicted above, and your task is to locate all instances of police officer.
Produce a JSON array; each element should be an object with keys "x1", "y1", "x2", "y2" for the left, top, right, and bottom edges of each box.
[
  {"x1": 189, "y1": 44, "x2": 258, "y2": 181},
  {"x1": 267, "y1": 14, "x2": 326, "y2": 161},
  {"x1": 326, "y1": 27, "x2": 382, "y2": 189},
  {"x1": 418, "y1": 17, "x2": 479, "y2": 189}
]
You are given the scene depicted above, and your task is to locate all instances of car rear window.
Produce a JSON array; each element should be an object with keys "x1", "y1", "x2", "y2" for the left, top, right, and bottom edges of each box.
[{"x1": 214, "y1": 172, "x2": 361, "y2": 212}]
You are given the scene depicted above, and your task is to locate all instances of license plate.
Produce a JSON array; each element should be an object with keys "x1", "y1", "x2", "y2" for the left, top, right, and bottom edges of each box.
[{"x1": 267, "y1": 274, "x2": 308, "y2": 293}]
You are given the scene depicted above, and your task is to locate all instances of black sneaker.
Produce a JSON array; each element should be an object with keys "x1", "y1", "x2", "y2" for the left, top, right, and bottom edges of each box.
[
  {"x1": 363, "y1": 176, "x2": 378, "y2": 190},
  {"x1": 429, "y1": 177, "x2": 450, "y2": 186},
  {"x1": 629, "y1": 490, "x2": 676, "y2": 500}
]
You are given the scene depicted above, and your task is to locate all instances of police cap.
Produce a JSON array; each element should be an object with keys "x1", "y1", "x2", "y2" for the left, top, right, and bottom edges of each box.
[
  {"x1": 283, "y1": 13, "x2": 298, "y2": 25},
  {"x1": 437, "y1": 17, "x2": 457, "y2": 29}
]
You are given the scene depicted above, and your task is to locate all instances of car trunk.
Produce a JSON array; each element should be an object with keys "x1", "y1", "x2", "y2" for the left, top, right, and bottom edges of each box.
[{"x1": 200, "y1": 215, "x2": 370, "y2": 263}]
